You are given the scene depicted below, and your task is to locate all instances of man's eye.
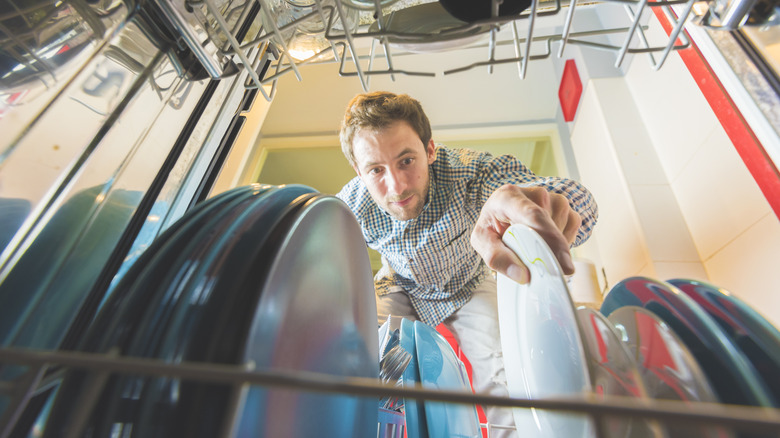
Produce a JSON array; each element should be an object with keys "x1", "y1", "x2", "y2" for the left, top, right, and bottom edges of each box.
[
  {"x1": 369, "y1": 167, "x2": 382, "y2": 175},
  {"x1": 402, "y1": 158, "x2": 413, "y2": 166}
]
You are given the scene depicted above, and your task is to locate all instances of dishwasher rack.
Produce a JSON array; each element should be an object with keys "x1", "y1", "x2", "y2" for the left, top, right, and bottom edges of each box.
[
  {"x1": 170, "y1": 0, "x2": 701, "y2": 97},
  {"x1": 2, "y1": 346, "x2": 780, "y2": 437}
]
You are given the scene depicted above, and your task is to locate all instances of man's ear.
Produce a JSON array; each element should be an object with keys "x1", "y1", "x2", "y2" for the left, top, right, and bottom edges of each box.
[
  {"x1": 352, "y1": 163, "x2": 361, "y2": 177},
  {"x1": 426, "y1": 139, "x2": 436, "y2": 165}
]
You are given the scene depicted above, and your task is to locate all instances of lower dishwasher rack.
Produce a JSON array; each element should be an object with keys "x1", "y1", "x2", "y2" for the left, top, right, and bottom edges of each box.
[{"x1": 1, "y1": 346, "x2": 780, "y2": 438}]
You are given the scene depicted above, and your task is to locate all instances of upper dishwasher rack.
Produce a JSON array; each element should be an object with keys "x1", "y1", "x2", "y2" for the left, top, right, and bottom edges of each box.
[{"x1": 157, "y1": 0, "x2": 700, "y2": 97}]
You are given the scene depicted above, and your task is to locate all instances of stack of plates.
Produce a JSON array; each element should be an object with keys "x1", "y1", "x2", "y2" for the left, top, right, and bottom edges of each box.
[
  {"x1": 600, "y1": 277, "x2": 776, "y2": 408},
  {"x1": 496, "y1": 225, "x2": 780, "y2": 437},
  {"x1": 414, "y1": 320, "x2": 481, "y2": 438},
  {"x1": 397, "y1": 317, "x2": 481, "y2": 438},
  {"x1": 41, "y1": 184, "x2": 379, "y2": 438},
  {"x1": 667, "y1": 278, "x2": 780, "y2": 403}
]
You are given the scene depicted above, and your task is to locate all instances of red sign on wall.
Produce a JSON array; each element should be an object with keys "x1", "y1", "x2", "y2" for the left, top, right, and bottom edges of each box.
[{"x1": 559, "y1": 59, "x2": 583, "y2": 122}]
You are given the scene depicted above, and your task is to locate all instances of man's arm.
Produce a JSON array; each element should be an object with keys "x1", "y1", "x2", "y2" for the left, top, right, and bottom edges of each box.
[
  {"x1": 468, "y1": 154, "x2": 598, "y2": 284},
  {"x1": 471, "y1": 184, "x2": 584, "y2": 283}
]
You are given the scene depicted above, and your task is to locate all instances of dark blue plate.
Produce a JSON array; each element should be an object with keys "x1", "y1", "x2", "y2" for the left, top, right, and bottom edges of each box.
[
  {"x1": 600, "y1": 277, "x2": 775, "y2": 407},
  {"x1": 106, "y1": 185, "x2": 317, "y2": 438},
  {"x1": 43, "y1": 184, "x2": 315, "y2": 437},
  {"x1": 668, "y1": 278, "x2": 780, "y2": 404},
  {"x1": 235, "y1": 194, "x2": 378, "y2": 437}
]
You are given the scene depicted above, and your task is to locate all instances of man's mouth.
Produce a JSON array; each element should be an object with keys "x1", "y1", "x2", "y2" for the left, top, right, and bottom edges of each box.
[{"x1": 390, "y1": 194, "x2": 413, "y2": 207}]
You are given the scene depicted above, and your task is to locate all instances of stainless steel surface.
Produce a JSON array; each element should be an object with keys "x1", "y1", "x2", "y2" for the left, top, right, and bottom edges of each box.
[
  {"x1": 682, "y1": 8, "x2": 780, "y2": 165},
  {"x1": 0, "y1": 16, "x2": 210, "y2": 351},
  {"x1": 698, "y1": 0, "x2": 760, "y2": 30},
  {"x1": 154, "y1": 0, "x2": 255, "y2": 78},
  {"x1": 158, "y1": 43, "x2": 266, "y2": 231},
  {"x1": 0, "y1": 0, "x2": 132, "y2": 157},
  {"x1": 0, "y1": 15, "x2": 162, "y2": 278},
  {"x1": 0, "y1": 0, "x2": 131, "y2": 95},
  {"x1": 0, "y1": 0, "x2": 777, "y2": 436}
]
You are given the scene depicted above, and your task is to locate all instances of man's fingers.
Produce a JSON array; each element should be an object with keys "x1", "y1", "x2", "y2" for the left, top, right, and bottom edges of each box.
[
  {"x1": 491, "y1": 246, "x2": 531, "y2": 284},
  {"x1": 494, "y1": 189, "x2": 576, "y2": 275},
  {"x1": 471, "y1": 220, "x2": 530, "y2": 284},
  {"x1": 474, "y1": 184, "x2": 582, "y2": 280},
  {"x1": 562, "y1": 209, "x2": 582, "y2": 246},
  {"x1": 549, "y1": 193, "x2": 572, "y2": 232}
]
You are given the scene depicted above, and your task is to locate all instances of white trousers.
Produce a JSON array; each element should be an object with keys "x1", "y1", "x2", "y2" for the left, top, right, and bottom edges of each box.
[{"x1": 376, "y1": 274, "x2": 518, "y2": 438}]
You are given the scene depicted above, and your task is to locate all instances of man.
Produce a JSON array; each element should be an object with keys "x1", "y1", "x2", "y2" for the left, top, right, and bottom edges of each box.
[{"x1": 336, "y1": 92, "x2": 598, "y2": 435}]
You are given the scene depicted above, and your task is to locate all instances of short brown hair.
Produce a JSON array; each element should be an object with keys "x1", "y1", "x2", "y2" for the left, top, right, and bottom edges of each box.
[{"x1": 339, "y1": 92, "x2": 432, "y2": 167}]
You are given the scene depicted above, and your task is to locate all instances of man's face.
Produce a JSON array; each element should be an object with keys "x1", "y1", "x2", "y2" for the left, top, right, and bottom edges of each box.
[{"x1": 351, "y1": 120, "x2": 436, "y2": 221}]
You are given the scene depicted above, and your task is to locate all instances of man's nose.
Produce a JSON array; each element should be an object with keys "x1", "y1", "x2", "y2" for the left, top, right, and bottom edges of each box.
[{"x1": 386, "y1": 168, "x2": 406, "y2": 195}]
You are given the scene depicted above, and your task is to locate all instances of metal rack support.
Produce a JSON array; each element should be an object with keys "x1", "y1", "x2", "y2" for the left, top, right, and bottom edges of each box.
[{"x1": 3, "y1": 347, "x2": 780, "y2": 437}]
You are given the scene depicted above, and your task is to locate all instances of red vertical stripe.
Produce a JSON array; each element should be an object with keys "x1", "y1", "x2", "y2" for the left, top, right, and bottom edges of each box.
[{"x1": 652, "y1": 8, "x2": 780, "y2": 218}]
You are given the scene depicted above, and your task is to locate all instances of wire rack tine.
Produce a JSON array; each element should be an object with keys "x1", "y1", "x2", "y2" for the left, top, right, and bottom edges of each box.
[
  {"x1": 372, "y1": 0, "x2": 397, "y2": 82},
  {"x1": 324, "y1": 0, "x2": 343, "y2": 64},
  {"x1": 651, "y1": 0, "x2": 696, "y2": 70},
  {"x1": 558, "y1": 0, "x2": 579, "y2": 57},
  {"x1": 625, "y1": 3, "x2": 658, "y2": 66},
  {"x1": 488, "y1": 0, "x2": 500, "y2": 74},
  {"x1": 615, "y1": 0, "x2": 649, "y2": 67},
  {"x1": 240, "y1": 42, "x2": 273, "y2": 101},
  {"x1": 511, "y1": 21, "x2": 523, "y2": 77},
  {"x1": 522, "y1": 0, "x2": 539, "y2": 78},
  {"x1": 334, "y1": 0, "x2": 369, "y2": 91},
  {"x1": 205, "y1": 0, "x2": 271, "y2": 91},
  {"x1": 256, "y1": 0, "x2": 303, "y2": 81},
  {"x1": 218, "y1": 362, "x2": 256, "y2": 438}
]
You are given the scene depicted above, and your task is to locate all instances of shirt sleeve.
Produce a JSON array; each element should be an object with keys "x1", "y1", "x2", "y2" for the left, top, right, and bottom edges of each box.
[{"x1": 469, "y1": 153, "x2": 599, "y2": 247}]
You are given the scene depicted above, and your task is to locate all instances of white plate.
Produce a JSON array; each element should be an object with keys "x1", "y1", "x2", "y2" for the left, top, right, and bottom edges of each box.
[
  {"x1": 368, "y1": 2, "x2": 491, "y2": 53},
  {"x1": 497, "y1": 224, "x2": 594, "y2": 437}
]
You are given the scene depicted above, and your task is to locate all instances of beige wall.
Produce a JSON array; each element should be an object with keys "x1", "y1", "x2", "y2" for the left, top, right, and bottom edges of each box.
[{"x1": 569, "y1": 14, "x2": 780, "y2": 328}]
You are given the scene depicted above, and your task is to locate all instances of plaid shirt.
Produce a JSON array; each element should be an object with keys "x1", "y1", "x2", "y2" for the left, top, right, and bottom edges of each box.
[{"x1": 337, "y1": 146, "x2": 598, "y2": 327}]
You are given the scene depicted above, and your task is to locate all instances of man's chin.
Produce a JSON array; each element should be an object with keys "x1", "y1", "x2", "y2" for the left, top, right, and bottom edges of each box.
[
  {"x1": 385, "y1": 204, "x2": 422, "y2": 221},
  {"x1": 391, "y1": 212, "x2": 414, "y2": 221}
]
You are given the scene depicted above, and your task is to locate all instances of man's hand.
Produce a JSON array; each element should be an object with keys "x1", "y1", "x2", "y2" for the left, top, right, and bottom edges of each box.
[{"x1": 470, "y1": 184, "x2": 582, "y2": 283}]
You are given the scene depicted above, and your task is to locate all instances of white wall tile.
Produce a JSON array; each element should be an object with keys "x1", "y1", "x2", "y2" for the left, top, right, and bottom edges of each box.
[
  {"x1": 636, "y1": 262, "x2": 658, "y2": 280},
  {"x1": 591, "y1": 78, "x2": 668, "y2": 185},
  {"x1": 628, "y1": 184, "x2": 701, "y2": 262},
  {"x1": 623, "y1": 16, "x2": 720, "y2": 184},
  {"x1": 571, "y1": 85, "x2": 653, "y2": 290},
  {"x1": 704, "y1": 213, "x2": 780, "y2": 329},
  {"x1": 653, "y1": 262, "x2": 709, "y2": 283},
  {"x1": 671, "y1": 124, "x2": 773, "y2": 259}
]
